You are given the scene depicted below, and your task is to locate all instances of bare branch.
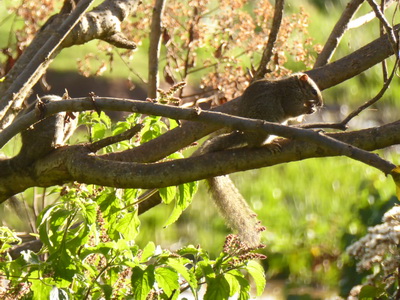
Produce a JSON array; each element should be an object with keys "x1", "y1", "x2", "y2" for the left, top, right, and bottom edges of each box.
[
  {"x1": 0, "y1": 0, "x2": 95, "y2": 126},
  {"x1": 380, "y1": 0, "x2": 389, "y2": 81},
  {"x1": 148, "y1": 0, "x2": 167, "y2": 99},
  {"x1": 0, "y1": 119, "x2": 398, "y2": 202},
  {"x1": 339, "y1": 57, "x2": 397, "y2": 127},
  {"x1": 348, "y1": 0, "x2": 394, "y2": 28},
  {"x1": 0, "y1": 98, "x2": 394, "y2": 203},
  {"x1": 308, "y1": 23, "x2": 400, "y2": 90},
  {"x1": 367, "y1": 0, "x2": 399, "y2": 53},
  {"x1": 0, "y1": 0, "x2": 140, "y2": 129},
  {"x1": 314, "y1": 0, "x2": 365, "y2": 68},
  {"x1": 253, "y1": 0, "x2": 285, "y2": 81}
]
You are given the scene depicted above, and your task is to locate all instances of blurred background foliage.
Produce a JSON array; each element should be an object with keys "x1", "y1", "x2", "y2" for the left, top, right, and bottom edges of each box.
[{"x1": 1, "y1": 0, "x2": 400, "y2": 298}]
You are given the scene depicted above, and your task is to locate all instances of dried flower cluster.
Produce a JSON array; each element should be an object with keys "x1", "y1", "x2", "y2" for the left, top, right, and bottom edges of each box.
[
  {"x1": 347, "y1": 205, "x2": 400, "y2": 287},
  {"x1": 158, "y1": 0, "x2": 318, "y2": 102},
  {"x1": 9, "y1": 1, "x2": 57, "y2": 48},
  {"x1": 123, "y1": 0, "x2": 319, "y2": 103},
  {"x1": 0, "y1": 1, "x2": 57, "y2": 76},
  {"x1": 223, "y1": 234, "x2": 266, "y2": 266}
]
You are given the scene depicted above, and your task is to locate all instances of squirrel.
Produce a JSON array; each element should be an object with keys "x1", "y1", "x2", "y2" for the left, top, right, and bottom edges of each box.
[
  {"x1": 199, "y1": 73, "x2": 323, "y2": 247},
  {"x1": 10, "y1": 95, "x2": 78, "y2": 169}
]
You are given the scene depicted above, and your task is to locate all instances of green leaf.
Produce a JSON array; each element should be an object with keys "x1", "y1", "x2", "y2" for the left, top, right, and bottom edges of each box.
[
  {"x1": 155, "y1": 267, "x2": 180, "y2": 297},
  {"x1": 97, "y1": 191, "x2": 118, "y2": 215},
  {"x1": 140, "y1": 116, "x2": 167, "y2": 143},
  {"x1": 197, "y1": 261, "x2": 215, "y2": 284},
  {"x1": 165, "y1": 257, "x2": 197, "y2": 294},
  {"x1": 31, "y1": 278, "x2": 53, "y2": 300},
  {"x1": 48, "y1": 248, "x2": 77, "y2": 282},
  {"x1": 245, "y1": 260, "x2": 266, "y2": 297},
  {"x1": 178, "y1": 181, "x2": 198, "y2": 201},
  {"x1": 0, "y1": 227, "x2": 21, "y2": 253},
  {"x1": 159, "y1": 186, "x2": 177, "y2": 204},
  {"x1": 235, "y1": 275, "x2": 251, "y2": 300},
  {"x1": 140, "y1": 241, "x2": 156, "y2": 263},
  {"x1": 92, "y1": 122, "x2": 107, "y2": 141},
  {"x1": 99, "y1": 284, "x2": 113, "y2": 299},
  {"x1": 359, "y1": 285, "x2": 385, "y2": 299},
  {"x1": 163, "y1": 203, "x2": 183, "y2": 228},
  {"x1": 131, "y1": 265, "x2": 155, "y2": 300},
  {"x1": 62, "y1": 222, "x2": 90, "y2": 253},
  {"x1": 204, "y1": 275, "x2": 230, "y2": 300},
  {"x1": 124, "y1": 189, "x2": 139, "y2": 203},
  {"x1": 225, "y1": 271, "x2": 241, "y2": 297},
  {"x1": 79, "y1": 203, "x2": 97, "y2": 224},
  {"x1": 37, "y1": 204, "x2": 72, "y2": 249},
  {"x1": 114, "y1": 211, "x2": 140, "y2": 240},
  {"x1": 98, "y1": 111, "x2": 112, "y2": 128},
  {"x1": 21, "y1": 250, "x2": 41, "y2": 264},
  {"x1": 163, "y1": 182, "x2": 198, "y2": 228},
  {"x1": 113, "y1": 121, "x2": 131, "y2": 135},
  {"x1": 177, "y1": 245, "x2": 204, "y2": 257},
  {"x1": 126, "y1": 113, "x2": 141, "y2": 124},
  {"x1": 169, "y1": 119, "x2": 179, "y2": 130}
]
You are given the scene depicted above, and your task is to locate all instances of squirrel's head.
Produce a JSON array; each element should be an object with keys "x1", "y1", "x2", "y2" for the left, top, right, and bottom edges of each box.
[
  {"x1": 279, "y1": 73, "x2": 323, "y2": 118},
  {"x1": 296, "y1": 73, "x2": 323, "y2": 115}
]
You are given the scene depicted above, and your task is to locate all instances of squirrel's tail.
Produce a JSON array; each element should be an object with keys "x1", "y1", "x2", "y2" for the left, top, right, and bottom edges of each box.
[{"x1": 207, "y1": 176, "x2": 263, "y2": 247}]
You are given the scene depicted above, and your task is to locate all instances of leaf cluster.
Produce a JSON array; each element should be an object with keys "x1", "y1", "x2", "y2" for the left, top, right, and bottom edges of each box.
[{"x1": 0, "y1": 181, "x2": 266, "y2": 299}]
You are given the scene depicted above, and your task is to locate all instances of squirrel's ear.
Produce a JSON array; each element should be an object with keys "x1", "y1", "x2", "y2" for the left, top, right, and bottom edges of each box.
[{"x1": 299, "y1": 74, "x2": 309, "y2": 82}]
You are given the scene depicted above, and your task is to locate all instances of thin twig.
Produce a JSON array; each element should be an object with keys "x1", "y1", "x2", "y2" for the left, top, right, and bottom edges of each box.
[
  {"x1": 178, "y1": 7, "x2": 201, "y2": 98},
  {"x1": 305, "y1": 58, "x2": 398, "y2": 130},
  {"x1": 314, "y1": 0, "x2": 365, "y2": 68},
  {"x1": 115, "y1": 49, "x2": 147, "y2": 85},
  {"x1": 187, "y1": 50, "x2": 248, "y2": 75},
  {"x1": 340, "y1": 57, "x2": 398, "y2": 125},
  {"x1": 348, "y1": 0, "x2": 395, "y2": 29},
  {"x1": 380, "y1": 0, "x2": 389, "y2": 81},
  {"x1": 148, "y1": 0, "x2": 166, "y2": 99},
  {"x1": 253, "y1": 0, "x2": 285, "y2": 81},
  {"x1": 367, "y1": 0, "x2": 398, "y2": 54}
]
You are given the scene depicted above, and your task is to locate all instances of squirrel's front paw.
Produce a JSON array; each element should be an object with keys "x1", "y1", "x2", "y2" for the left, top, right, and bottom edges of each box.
[{"x1": 265, "y1": 138, "x2": 284, "y2": 154}]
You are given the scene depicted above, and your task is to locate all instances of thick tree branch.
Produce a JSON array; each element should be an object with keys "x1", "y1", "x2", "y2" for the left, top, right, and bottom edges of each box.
[
  {"x1": 308, "y1": 23, "x2": 400, "y2": 90},
  {"x1": 5, "y1": 96, "x2": 393, "y2": 178},
  {"x1": 0, "y1": 95, "x2": 397, "y2": 201},
  {"x1": 0, "y1": 120, "x2": 398, "y2": 202}
]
